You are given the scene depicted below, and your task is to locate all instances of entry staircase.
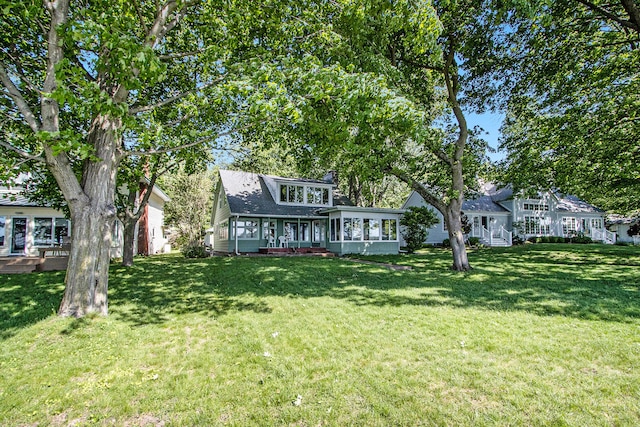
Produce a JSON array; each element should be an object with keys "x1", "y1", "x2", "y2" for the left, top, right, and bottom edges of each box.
[{"x1": 472, "y1": 226, "x2": 512, "y2": 247}]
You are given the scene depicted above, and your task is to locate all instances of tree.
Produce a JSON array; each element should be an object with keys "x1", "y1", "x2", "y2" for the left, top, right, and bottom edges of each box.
[
  {"x1": 400, "y1": 206, "x2": 439, "y2": 253},
  {"x1": 252, "y1": 0, "x2": 493, "y2": 270},
  {"x1": 0, "y1": 0, "x2": 323, "y2": 316},
  {"x1": 162, "y1": 167, "x2": 214, "y2": 248},
  {"x1": 496, "y1": 0, "x2": 640, "y2": 213}
]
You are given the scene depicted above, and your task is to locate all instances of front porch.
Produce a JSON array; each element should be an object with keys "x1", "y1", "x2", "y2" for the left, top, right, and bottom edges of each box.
[{"x1": 0, "y1": 255, "x2": 69, "y2": 274}]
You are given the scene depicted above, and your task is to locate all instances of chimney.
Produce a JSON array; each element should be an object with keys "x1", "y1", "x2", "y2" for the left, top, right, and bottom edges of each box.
[{"x1": 323, "y1": 170, "x2": 338, "y2": 185}]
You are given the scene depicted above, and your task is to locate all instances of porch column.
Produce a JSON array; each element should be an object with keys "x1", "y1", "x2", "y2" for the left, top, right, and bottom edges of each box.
[{"x1": 297, "y1": 218, "x2": 301, "y2": 248}]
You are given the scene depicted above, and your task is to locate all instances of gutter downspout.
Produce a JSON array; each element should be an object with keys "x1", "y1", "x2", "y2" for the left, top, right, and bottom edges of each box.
[{"x1": 234, "y1": 215, "x2": 239, "y2": 255}]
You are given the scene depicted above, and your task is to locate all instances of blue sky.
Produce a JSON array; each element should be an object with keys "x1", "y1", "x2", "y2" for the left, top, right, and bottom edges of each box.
[{"x1": 466, "y1": 111, "x2": 506, "y2": 163}]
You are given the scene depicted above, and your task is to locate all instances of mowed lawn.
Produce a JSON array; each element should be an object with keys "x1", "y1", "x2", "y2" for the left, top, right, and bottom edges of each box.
[{"x1": 1, "y1": 244, "x2": 639, "y2": 426}]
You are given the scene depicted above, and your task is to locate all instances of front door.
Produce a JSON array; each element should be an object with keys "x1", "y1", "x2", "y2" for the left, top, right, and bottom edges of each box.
[
  {"x1": 313, "y1": 220, "x2": 326, "y2": 247},
  {"x1": 11, "y1": 217, "x2": 27, "y2": 254},
  {"x1": 481, "y1": 216, "x2": 488, "y2": 229}
]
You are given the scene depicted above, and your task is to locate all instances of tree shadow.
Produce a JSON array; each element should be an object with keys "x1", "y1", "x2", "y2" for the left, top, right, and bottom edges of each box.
[{"x1": 1, "y1": 245, "x2": 639, "y2": 338}]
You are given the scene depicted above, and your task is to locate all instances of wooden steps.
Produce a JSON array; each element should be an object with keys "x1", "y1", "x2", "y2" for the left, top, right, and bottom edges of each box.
[
  {"x1": 257, "y1": 247, "x2": 335, "y2": 256},
  {"x1": 0, "y1": 256, "x2": 69, "y2": 274},
  {"x1": 0, "y1": 257, "x2": 41, "y2": 274}
]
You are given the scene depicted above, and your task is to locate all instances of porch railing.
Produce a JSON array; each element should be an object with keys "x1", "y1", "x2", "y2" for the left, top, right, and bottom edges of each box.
[
  {"x1": 592, "y1": 228, "x2": 617, "y2": 244},
  {"x1": 474, "y1": 226, "x2": 511, "y2": 246}
]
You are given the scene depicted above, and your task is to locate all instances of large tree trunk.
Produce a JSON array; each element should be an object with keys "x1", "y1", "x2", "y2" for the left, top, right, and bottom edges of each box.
[
  {"x1": 121, "y1": 218, "x2": 137, "y2": 267},
  {"x1": 445, "y1": 204, "x2": 471, "y2": 271},
  {"x1": 57, "y1": 114, "x2": 120, "y2": 317}
]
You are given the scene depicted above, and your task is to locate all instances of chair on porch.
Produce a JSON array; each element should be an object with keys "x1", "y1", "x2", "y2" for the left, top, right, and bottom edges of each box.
[
  {"x1": 278, "y1": 235, "x2": 288, "y2": 248},
  {"x1": 267, "y1": 235, "x2": 276, "y2": 248}
]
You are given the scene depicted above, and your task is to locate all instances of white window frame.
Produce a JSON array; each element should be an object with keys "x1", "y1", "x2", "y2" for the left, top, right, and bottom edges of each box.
[
  {"x1": 0, "y1": 216, "x2": 5, "y2": 247},
  {"x1": 232, "y1": 220, "x2": 259, "y2": 239},
  {"x1": 278, "y1": 183, "x2": 332, "y2": 207}
]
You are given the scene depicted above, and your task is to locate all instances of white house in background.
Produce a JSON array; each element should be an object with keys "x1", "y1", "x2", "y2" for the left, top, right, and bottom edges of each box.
[
  {"x1": 402, "y1": 184, "x2": 614, "y2": 247},
  {"x1": 0, "y1": 180, "x2": 170, "y2": 258},
  {"x1": 606, "y1": 215, "x2": 640, "y2": 244}
]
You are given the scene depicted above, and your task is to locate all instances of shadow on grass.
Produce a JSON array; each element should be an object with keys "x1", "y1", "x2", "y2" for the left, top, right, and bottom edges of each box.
[{"x1": 1, "y1": 244, "x2": 639, "y2": 337}]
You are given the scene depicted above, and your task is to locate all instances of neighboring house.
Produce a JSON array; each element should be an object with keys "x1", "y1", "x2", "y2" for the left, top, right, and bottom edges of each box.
[
  {"x1": 606, "y1": 215, "x2": 640, "y2": 244},
  {"x1": 403, "y1": 184, "x2": 614, "y2": 247},
  {"x1": 0, "y1": 181, "x2": 170, "y2": 258},
  {"x1": 209, "y1": 169, "x2": 404, "y2": 256}
]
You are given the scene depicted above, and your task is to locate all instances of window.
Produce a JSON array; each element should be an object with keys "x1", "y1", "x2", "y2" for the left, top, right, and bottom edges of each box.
[
  {"x1": 523, "y1": 203, "x2": 549, "y2": 211},
  {"x1": 0, "y1": 216, "x2": 5, "y2": 246},
  {"x1": 262, "y1": 221, "x2": 276, "y2": 240},
  {"x1": 233, "y1": 220, "x2": 258, "y2": 239},
  {"x1": 330, "y1": 218, "x2": 341, "y2": 241},
  {"x1": 590, "y1": 218, "x2": 603, "y2": 229},
  {"x1": 34, "y1": 217, "x2": 53, "y2": 246},
  {"x1": 524, "y1": 216, "x2": 550, "y2": 235},
  {"x1": 54, "y1": 218, "x2": 70, "y2": 244},
  {"x1": 284, "y1": 222, "x2": 310, "y2": 241},
  {"x1": 364, "y1": 219, "x2": 380, "y2": 240},
  {"x1": 218, "y1": 221, "x2": 229, "y2": 240},
  {"x1": 382, "y1": 219, "x2": 397, "y2": 240},
  {"x1": 562, "y1": 217, "x2": 577, "y2": 235},
  {"x1": 279, "y1": 184, "x2": 331, "y2": 206}
]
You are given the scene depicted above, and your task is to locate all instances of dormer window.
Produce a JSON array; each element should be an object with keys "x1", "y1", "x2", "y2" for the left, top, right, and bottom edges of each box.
[{"x1": 278, "y1": 183, "x2": 331, "y2": 206}]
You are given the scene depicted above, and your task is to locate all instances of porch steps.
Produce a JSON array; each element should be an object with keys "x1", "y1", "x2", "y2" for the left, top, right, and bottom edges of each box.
[
  {"x1": 258, "y1": 247, "x2": 335, "y2": 256},
  {"x1": 479, "y1": 238, "x2": 511, "y2": 247},
  {"x1": 0, "y1": 257, "x2": 41, "y2": 274}
]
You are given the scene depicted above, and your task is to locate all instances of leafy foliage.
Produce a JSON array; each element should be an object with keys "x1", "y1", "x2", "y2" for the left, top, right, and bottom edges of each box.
[
  {"x1": 400, "y1": 206, "x2": 439, "y2": 253},
  {"x1": 496, "y1": 0, "x2": 640, "y2": 213}
]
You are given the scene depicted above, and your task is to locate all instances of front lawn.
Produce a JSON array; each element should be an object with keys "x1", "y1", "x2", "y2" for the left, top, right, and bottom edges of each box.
[{"x1": 1, "y1": 244, "x2": 639, "y2": 426}]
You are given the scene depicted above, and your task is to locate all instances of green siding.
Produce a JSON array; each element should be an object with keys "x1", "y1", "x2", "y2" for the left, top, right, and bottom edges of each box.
[{"x1": 327, "y1": 241, "x2": 399, "y2": 256}]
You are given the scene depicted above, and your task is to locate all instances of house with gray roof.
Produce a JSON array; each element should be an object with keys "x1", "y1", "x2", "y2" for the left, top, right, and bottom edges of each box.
[
  {"x1": 402, "y1": 184, "x2": 614, "y2": 247},
  {"x1": 209, "y1": 170, "x2": 404, "y2": 255}
]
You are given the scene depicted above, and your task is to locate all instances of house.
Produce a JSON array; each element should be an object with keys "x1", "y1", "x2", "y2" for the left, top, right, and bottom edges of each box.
[
  {"x1": 403, "y1": 184, "x2": 614, "y2": 247},
  {"x1": 0, "y1": 180, "x2": 170, "y2": 259},
  {"x1": 209, "y1": 170, "x2": 404, "y2": 256},
  {"x1": 606, "y1": 215, "x2": 639, "y2": 244}
]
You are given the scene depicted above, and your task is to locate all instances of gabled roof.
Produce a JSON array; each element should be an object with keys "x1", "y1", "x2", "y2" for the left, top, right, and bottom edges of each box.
[
  {"x1": 555, "y1": 194, "x2": 603, "y2": 214},
  {"x1": 0, "y1": 191, "x2": 45, "y2": 207},
  {"x1": 462, "y1": 195, "x2": 509, "y2": 213},
  {"x1": 471, "y1": 183, "x2": 603, "y2": 214},
  {"x1": 218, "y1": 169, "x2": 353, "y2": 218}
]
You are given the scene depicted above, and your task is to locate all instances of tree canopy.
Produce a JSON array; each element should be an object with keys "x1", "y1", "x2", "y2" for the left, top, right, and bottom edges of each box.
[{"x1": 497, "y1": 0, "x2": 640, "y2": 213}]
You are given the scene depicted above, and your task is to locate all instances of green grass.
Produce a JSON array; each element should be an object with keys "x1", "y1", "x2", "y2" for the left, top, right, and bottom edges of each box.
[{"x1": 1, "y1": 244, "x2": 639, "y2": 426}]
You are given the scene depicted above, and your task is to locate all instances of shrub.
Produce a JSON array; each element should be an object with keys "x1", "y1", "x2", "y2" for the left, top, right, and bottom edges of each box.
[
  {"x1": 571, "y1": 233, "x2": 593, "y2": 244},
  {"x1": 553, "y1": 236, "x2": 565, "y2": 243},
  {"x1": 181, "y1": 244, "x2": 208, "y2": 258},
  {"x1": 615, "y1": 241, "x2": 629, "y2": 246},
  {"x1": 442, "y1": 238, "x2": 450, "y2": 247},
  {"x1": 400, "y1": 206, "x2": 439, "y2": 254},
  {"x1": 512, "y1": 235, "x2": 525, "y2": 245},
  {"x1": 467, "y1": 237, "x2": 480, "y2": 247}
]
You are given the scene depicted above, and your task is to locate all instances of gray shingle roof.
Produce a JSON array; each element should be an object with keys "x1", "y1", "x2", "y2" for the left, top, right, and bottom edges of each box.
[
  {"x1": 555, "y1": 194, "x2": 603, "y2": 214},
  {"x1": 219, "y1": 170, "x2": 352, "y2": 218},
  {"x1": 0, "y1": 192, "x2": 42, "y2": 207},
  {"x1": 462, "y1": 195, "x2": 509, "y2": 213}
]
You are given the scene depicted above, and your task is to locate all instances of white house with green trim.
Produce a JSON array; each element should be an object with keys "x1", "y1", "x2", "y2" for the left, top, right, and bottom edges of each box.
[
  {"x1": 403, "y1": 184, "x2": 614, "y2": 247},
  {"x1": 209, "y1": 170, "x2": 403, "y2": 255}
]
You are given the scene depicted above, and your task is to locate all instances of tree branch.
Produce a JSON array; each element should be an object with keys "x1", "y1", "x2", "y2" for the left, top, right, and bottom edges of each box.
[
  {"x1": 158, "y1": 50, "x2": 203, "y2": 60},
  {"x1": 125, "y1": 125, "x2": 247, "y2": 157},
  {"x1": 574, "y1": 0, "x2": 640, "y2": 33},
  {"x1": 390, "y1": 166, "x2": 446, "y2": 213},
  {"x1": 0, "y1": 140, "x2": 45, "y2": 163},
  {"x1": 131, "y1": 0, "x2": 150, "y2": 35},
  {"x1": 0, "y1": 62, "x2": 41, "y2": 133}
]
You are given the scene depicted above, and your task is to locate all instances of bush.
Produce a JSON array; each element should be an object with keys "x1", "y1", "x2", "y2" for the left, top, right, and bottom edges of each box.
[
  {"x1": 467, "y1": 237, "x2": 480, "y2": 247},
  {"x1": 181, "y1": 244, "x2": 208, "y2": 258},
  {"x1": 400, "y1": 206, "x2": 439, "y2": 254},
  {"x1": 442, "y1": 238, "x2": 450, "y2": 247},
  {"x1": 615, "y1": 241, "x2": 629, "y2": 246},
  {"x1": 553, "y1": 236, "x2": 565, "y2": 243},
  {"x1": 571, "y1": 233, "x2": 593, "y2": 244},
  {"x1": 512, "y1": 235, "x2": 525, "y2": 245}
]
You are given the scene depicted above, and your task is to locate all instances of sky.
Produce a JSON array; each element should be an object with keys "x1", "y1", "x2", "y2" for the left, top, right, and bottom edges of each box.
[{"x1": 465, "y1": 111, "x2": 506, "y2": 163}]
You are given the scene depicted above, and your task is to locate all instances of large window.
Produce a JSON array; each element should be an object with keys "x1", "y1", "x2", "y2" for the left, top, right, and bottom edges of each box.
[
  {"x1": 33, "y1": 217, "x2": 70, "y2": 246},
  {"x1": 284, "y1": 222, "x2": 310, "y2": 241},
  {"x1": 382, "y1": 219, "x2": 397, "y2": 240},
  {"x1": 524, "y1": 216, "x2": 550, "y2": 235},
  {"x1": 0, "y1": 216, "x2": 5, "y2": 246},
  {"x1": 330, "y1": 216, "x2": 397, "y2": 242},
  {"x1": 562, "y1": 217, "x2": 578, "y2": 235},
  {"x1": 279, "y1": 183, "x2": 331, "y2": 206},
  {"x1": 590, "y1": 218, "x2": 603, "y2": 230},
  {"x1": 233, "y1": 220, "x2": 258, "y2": 239}
]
